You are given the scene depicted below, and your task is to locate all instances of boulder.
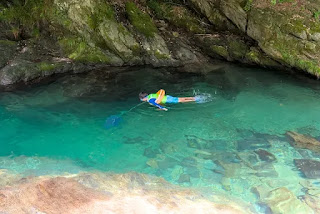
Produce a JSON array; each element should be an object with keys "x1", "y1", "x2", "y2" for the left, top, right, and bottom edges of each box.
[
  {"x1": 262, "y1": 187, "x2": 314, "y2": 214},
  {"x1": 294, "y1": 159, "x2": 320, "y2": 179},
  {"x1": 286, "y1": 131, "x2": 320, "y2": 154}
]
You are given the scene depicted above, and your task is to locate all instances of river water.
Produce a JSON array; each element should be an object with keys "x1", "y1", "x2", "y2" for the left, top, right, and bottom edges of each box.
[{"x1": 0, "y1": 63, "x2": 320, "y2": 213}]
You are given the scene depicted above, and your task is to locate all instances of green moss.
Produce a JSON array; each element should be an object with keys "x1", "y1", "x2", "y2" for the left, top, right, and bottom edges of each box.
[
  {"x1": 87, "y1": 2, "x2": 115, "y2": 31},
  {"x1": 310, "y1": 21, "x2": 320, "y2": 34},
  {"x1": 126, "y1": 1, "x2": 158, "y2": 38},
  {"x1": 243, "y1": 0, "x2": 253, "y2": 12},
  {"x1": 37, "y1": 62, "x2": 57, "y2": 71},
  {"x1": 154, "y1": 50, "x2": 170, "y2": 59},
  {"x1": 59, "y1": 37, "x2": 110, "y2": 63},
  {"x1": 0, "y1": 40, "x2": 17, "y2": 46},
  {"x1": 147, "y1": 0, "x2": 206, "y2": 34},
  {"x1": 228, "y1": 40, "x2": 248, "y2": 59},
  {"x1": 211, "y1": 45, "x2": 229, "y2": 58},
  {"x1": 0, "y1": 0, "x2": 54, "y2": 38}
]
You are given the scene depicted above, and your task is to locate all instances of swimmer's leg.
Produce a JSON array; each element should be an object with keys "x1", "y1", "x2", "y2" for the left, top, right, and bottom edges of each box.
[{"x1": 178, "y1": 97, "x2": 196, "y2": 103}]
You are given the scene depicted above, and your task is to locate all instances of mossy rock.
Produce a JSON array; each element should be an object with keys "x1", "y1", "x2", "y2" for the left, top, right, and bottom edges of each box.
[
  {"x1": 148, "y1": 0, "x2": 206, "y2": 34},
  {"x1": 126, "y1": 1, "x2": 158, "y2": 38},
  {"x1": 59, "y1": 37, "x2": 111, "y2": 63}
]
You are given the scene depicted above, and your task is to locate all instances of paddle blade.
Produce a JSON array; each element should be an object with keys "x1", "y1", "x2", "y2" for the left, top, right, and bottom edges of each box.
[{"x1": 105, "y1": 115, "x2": 122, "y2": 129}]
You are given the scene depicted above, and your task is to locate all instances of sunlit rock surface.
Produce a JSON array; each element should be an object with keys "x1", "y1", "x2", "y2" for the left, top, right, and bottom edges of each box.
[{"x1": 0, "y1": 171, "x2": 255, "y2": 214}]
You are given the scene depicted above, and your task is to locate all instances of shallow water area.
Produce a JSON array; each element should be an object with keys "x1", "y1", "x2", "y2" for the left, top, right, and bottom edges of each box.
[{"x1": 1, "y1": 64, "x2": 320, "y2": 213}]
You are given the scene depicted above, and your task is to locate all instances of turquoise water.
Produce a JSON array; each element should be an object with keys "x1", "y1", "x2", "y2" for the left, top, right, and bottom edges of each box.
[{"x1": 1, "y1": 64, "x2": 320, "y2": 212}]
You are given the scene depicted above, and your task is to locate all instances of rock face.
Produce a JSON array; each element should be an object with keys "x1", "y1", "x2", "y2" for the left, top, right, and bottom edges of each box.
[
  {"x1": 0, "y1": 171, "x2": 255, "y2": 214},
  {"x1": 0, "y1": 0, "x2": 320, "y2": 87}
]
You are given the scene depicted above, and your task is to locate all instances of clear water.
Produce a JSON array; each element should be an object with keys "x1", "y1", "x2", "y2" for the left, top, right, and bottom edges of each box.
[{"x1": 1, "y1": 63, "x2": 320, "y2": 212}]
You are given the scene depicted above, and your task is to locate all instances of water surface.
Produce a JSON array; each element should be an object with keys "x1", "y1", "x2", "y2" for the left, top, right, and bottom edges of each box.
[{"x1": 1, "y1": 64, "x2": 320, "y2": 212}]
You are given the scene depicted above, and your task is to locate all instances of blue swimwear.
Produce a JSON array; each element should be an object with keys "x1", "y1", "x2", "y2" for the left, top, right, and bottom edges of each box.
[{"x1": 166, "y1": 95, "x2": 179, "y2": 104}]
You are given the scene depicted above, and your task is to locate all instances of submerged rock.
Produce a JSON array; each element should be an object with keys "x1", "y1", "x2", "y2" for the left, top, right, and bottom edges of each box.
[
  {"x1": 257, "y1": 187, "x2": 313, "y2": 214},
  {"x1": 294, "y1": 159, "x2": 320, "y2": 179},
  {"x1": 254, "y1": 149, "x2": 277, "y2": 162},
  {"x1": 286, "y1": 131, "x2": 320, "y2": 154}
]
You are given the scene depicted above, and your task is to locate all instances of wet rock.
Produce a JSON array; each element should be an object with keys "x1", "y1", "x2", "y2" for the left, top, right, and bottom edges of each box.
[
  {"x1": 157, "y1": 157, "x2": 178, "y2": 170},
  {"x1": 160, "y1": 142, "x2": 177, "y2": 154},
  {"x1": 144, "y1": 147, "x2": 160, "y2": 158},
  {"x1": 178, "y1": 174, "x2": 190, "y2": 183},
  {"x1": 146, "y1": 159, "x2": 159, "y2": 169},
  {"x1": 0, "y1": 172, "x2": 255, "y2": 214},
  {"x1": 303, "y1": 194, "x2": 320, "y2": 213},
  {"x1": 212, "y1": 152, "x2": 240, "y2": 164},
  {"x1": 123, "y1": 136, "x2": 146, "y2": 145},
  {"x1": 253, "y1": 162, "x2": 278, "y2": 178},
  {"x1": 185, "y1": 135, "x2": 226, "y2": 151},
  {"x1": 294, "y1": 159, "x2": 320, "y2": 179},
  {"x1": 194, "y1": 150, "x2": 213, "y2": 159},
  {"x1": 180, "y1": 157, "x2": 197, "y2": 167},
  {"x1": 237, "y1": 137, "x2": 271, "y2": 151},
  {"x1": 262, "y1": 187, "x2": 313, "y2": 214},
  {"x1": 254, "y1": 149, "x2": 276, "y2": 162},
  {"x1": 286, "y1": 131, "x2": 320, "y2": 154},
  {"x1": 185, "y1": 167, "x2": 200, "y2": 178},
  {"x1": 0, "y1": 40, "x2": 17, "y2": 68}
]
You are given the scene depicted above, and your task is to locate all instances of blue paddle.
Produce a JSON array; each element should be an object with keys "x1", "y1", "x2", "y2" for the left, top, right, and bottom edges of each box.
[{"x1": 104, "y1": 102, "x2": 145, "y2": 129}]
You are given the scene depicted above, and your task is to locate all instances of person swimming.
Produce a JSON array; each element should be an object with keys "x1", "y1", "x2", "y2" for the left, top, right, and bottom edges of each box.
[{"x1": 139, "y1": 89, "x2": 196, "y2": 111}]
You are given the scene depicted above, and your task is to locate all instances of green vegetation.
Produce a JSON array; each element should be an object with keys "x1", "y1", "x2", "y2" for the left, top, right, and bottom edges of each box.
[
  {"x1": 37, "y1": 62, "x2": 57, "y2": 71},
  {"x1": 87, "y1": 2, "x2": 115, "y2": 31},
  {"x1": 211, "y1": 45, "x2": 229, "y2": 59},
  {"x1": 59, "y1": 37, "x2": 110, "y2": 63},
  {"x1": 243, "y1": 0, "x2": 253, "y2": 12},
  {"x1": 147, "y1": 0, "x2": 205, "y2": 34},
  {"x1": 271, "y1": 0, "x2": 294, "y2": 5},
  {"x1": 0, "y1": 39, "x2": 17, "y2": 46},
  {"x1": 314, "y1": 10, "x2": 320, "y2": 20},
  {"x1": 0, "y1": 0, "x2": 54, "y2": 39},
  {"x1": 126, "y1": 1, "x2": 158, "y2": 38}
]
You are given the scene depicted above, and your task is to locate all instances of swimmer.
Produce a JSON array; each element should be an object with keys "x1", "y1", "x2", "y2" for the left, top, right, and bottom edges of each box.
[{"x1": 139, "y1": 89, "x2": 196, "y2": 111}]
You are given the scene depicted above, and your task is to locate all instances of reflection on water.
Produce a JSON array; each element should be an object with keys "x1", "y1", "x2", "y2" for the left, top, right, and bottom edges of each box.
[{"x1": 1, "y1": 64, "x2": 320, "y2": 213}]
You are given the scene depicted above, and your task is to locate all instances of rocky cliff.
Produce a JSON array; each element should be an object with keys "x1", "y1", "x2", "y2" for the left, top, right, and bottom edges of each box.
[{"x1": 0, "y1": 0, "x2": 319, "y2": 87}]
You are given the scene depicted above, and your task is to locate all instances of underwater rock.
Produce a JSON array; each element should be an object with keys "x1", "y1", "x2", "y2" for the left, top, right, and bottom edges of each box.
[
  {"x1": 0, "y1": 171, "x2": 255, "y2": 214},
  {"x1": 144, "y1": 147, "x2": 160, "y2": 158},
  {"x1": 262, "y1": 187, "x2": 313, "y2": 214},
  {"x1": 160, "y1": 142, "x2": 178, "y2": 154},
  {"x1": 178, "y1": 174, "x2": 191, "y2": 184},
  {"x1": 253, "y1": 162, "x2": 278, "y2": 178},
  {"x1": 254, "y1": 149, "x2": 276, "y2": 162},
  {"x1": 185, "y1": 167, "x2": 200, "y2": 178},
  {"x1": 286, "y1": 131, "x2": 320, "y2": 154},
  {"x1": 303, "y1": 194, "x2": 320, "y2": 213},
  {"x1": 185, "y1": 135, "x2": 227, "y2": 151},
  {"x1": 237, "y1": 137, "x2": 271, "y2": 151},
  {"x1": 180, "y1": 157, "x2": 197, "y2": 167},
  {"x1": 123, "y1": 136, "x2": 146, "y2": 145},
  {"x1": 294, "y1": 159, "x2": 320, "y2": 179},
  {"x1": 157, "y1": 157, "x2": 178, "y2": 170},
  {"x1": 146, "y1": 159, "x2": 159, "y2": 169}
]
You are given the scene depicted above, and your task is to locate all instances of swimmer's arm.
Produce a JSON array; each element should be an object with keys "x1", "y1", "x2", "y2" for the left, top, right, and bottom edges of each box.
[{"x1": 148, "y1": 98, "x2": 168, "y2": 111}]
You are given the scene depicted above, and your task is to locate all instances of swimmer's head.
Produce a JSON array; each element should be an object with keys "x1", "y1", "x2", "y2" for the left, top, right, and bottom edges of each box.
[{"x1": 139, "y1": 92, "x2": 148, "y2": 100}]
